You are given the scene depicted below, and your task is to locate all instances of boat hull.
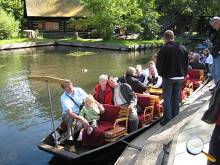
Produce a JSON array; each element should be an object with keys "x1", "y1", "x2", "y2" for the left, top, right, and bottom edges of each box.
[{"x1": 38, "y1": 118, "x2": 161, "y2": 163}]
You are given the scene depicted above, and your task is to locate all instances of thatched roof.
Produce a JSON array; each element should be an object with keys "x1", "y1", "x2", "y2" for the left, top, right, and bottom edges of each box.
[{"x1": 25, "y1": 0, "x2": 90, "y2": 17}]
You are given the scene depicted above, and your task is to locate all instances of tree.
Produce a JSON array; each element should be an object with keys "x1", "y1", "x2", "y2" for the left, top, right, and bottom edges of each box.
[
  {"x1": 0, "y1": 0, "x2": 24, "y2": 27},
  {"x1": 138, "y1": 0, "x2": 160, "y2": 39},
  {"x1": 0, "y1": 7, "x2": 20, "y2": 39},
  {"x1": 81, "y1": 0, "x2": 143, "y2": 40},
  {"x1": 155, "y1": 0, "x2": 220, "y2": 34}
]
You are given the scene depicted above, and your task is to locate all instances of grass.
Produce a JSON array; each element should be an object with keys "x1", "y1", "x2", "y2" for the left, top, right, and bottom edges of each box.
[
  {"x1": 71, "y1": 38, "x2": 164, "y2": 46},
  {"x1": 0, "y1": 38, "x2": 55, "y2": 44},
  {"x1": 0, "y1": 36, "x2": 190, "y2": 46}
]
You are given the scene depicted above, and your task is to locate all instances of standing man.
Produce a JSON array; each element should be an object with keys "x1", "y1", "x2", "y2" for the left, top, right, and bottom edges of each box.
[
  {"x1": 201, "y1": 16, "x2": 220, "y2": 165},
  {"x1": 209, "y1": 16, "x2": 220, "y2": 85},
  {"x1": 156, "y1": 30, "x2": 188, "y2": 125},
  {"x1": 60, "y1": 81, "x2": 89, "y2": 141}
]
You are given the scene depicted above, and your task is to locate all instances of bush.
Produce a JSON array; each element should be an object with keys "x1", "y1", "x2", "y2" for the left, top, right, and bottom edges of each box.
[{"x1": 0, "y1": 8, "x2": 20, "y2": 39}]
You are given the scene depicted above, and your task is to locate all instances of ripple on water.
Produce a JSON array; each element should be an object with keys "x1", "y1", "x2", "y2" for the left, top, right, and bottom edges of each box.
[{"x1": 0, "y1": 72, "x2": 54, "y2": 129}]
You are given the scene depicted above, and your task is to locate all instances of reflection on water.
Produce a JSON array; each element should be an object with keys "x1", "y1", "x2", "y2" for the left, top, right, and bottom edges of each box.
[{"x1": 0, "y1": 46, "x2": 153, "y2": 165}]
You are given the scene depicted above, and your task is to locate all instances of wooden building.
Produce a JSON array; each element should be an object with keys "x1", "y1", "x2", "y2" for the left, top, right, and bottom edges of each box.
[{"x1": 24, "y1": 0, "x2": 91, "y2": 35}]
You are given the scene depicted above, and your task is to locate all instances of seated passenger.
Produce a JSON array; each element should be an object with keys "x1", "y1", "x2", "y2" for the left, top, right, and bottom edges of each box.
[
  {"x1": 188, "y1": 53, "x2": 205, "y2": 70},
  {"x1": 188, "y1": 51, "x2": 194, "y2": 63},
  {"x1": 108, "y1": 76, "x2": 139, "y2": 133},
  {"x1": 118, "y1": 67, "x2": 147, "y2": 93},
  {"x1": 136, "y1": 65, "x2": 145, "y2": 83},
  {"x1": 60, "y1": 81, "x2": 89, "y2": 141},
  {"x1": 79, "y1": 95, "x2": 105, "y2": 136},
  {"x1": 203, "y1": 48, "x2": 213, "y2": 75},
  {"x1": 93, "y1": 74, "x2": 113, "y2": 105},
  {"x1": 152, "y1": 53, "x2": 158, "y2": 64},
  {"x1": 143, "y1": 61, "x2": 155, "y2": 77},
  {"x1": 143, "y1": 62, "x2": 162, "y2": 88}
]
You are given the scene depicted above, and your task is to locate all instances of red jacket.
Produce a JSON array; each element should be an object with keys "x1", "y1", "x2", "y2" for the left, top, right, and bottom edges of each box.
[{"x1": 93, "y1": 84, "x2": 113, "y2": 105}]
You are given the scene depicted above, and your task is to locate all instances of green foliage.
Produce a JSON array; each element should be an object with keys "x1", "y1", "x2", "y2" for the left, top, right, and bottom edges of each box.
[
  {"x1": 155, "y1": 0, "x2": 220, "y2": 35},
  {"x1": 156, "y1": 0, "x2": 220, "y2": 18},
  {"x1": 138, "y1": 0, "x2": 160, "y2": 39},
  {"x1": 81, "y1": 0, "x2": 159, "y2": 40},
  {"x1": 0, "y1": 0, "x2": 24, "y2": 26},
  {"x1": 0, "y1": 8, "x2": 20, "y2": 39},
  {"x1": 67, "y1": 51, "x2": 96, "y2": 57}
]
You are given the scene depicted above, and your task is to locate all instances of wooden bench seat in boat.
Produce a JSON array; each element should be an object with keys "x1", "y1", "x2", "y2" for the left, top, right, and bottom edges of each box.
[
  {"x1": 98, "y1": 104, "x2": 129, "y2": 142},
  {"x1": 147, "y1": 87, "x2": 163, "y2": 99},
  {"x1": 58, "y1": 105, "x2": 129, "y2": 145},
  {"x1": 136, "y1": 94, "x2": 162, "y2": 127},
  {"x1": 187, "y1": 69, "x2": 205, "y2": 90},
  {"x1": 180, "y1": 77, "x2": 193, "y2": 101}
]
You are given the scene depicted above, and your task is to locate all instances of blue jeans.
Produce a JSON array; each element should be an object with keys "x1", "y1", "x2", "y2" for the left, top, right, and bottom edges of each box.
[
  {"x1": 162, "y1": 78, "x2": 182, "y2": 123},
  {"x1": 211, "y1": 55, "x2": 220, "y2": 84}
]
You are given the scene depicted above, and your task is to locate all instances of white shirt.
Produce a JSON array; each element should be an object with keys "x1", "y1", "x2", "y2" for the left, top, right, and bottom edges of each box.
[
  {"x1": 60, "y1": 87, "x2": 88, "y2": 116},
  {"x1": 113, "y1": 86, "x2": 127, "y2": 105},
  {"x1": 205, "y1": 54, "x2": 213, "y2": 64}
]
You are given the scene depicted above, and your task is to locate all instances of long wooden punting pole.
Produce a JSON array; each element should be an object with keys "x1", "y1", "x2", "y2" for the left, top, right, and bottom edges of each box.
[{"x1": 28, "y1": 76, "x2": 70, "y2": 146}]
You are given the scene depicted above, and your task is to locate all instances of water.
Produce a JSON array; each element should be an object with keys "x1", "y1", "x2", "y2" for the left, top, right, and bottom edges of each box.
[{"x1": 0, "y1": 46, "x2": 154, "y2": 165}]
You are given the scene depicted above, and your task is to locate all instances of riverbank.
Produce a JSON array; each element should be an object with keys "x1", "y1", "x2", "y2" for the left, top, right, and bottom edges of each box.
[
  {"x1": 0, "y1": 37, "x2": 190, "y2": 51},
  {"x1": 115, "y1": 80, "x2": 214, "y2": 165}
]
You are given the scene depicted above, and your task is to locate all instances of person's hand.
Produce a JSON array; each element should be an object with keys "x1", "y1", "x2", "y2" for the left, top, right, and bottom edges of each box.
[
  {"x1": 80, "y1": 116, "x2": 89, "y2": 127},
  {"x1": 128, "y1": 105, "x2": 133, "y2": 112},
  {"x1": 91, "y1": 88, "x2": 96, "y2": 96},
  {"x1": 98, "y1": 103, "x2": 105, "y2": 113}
]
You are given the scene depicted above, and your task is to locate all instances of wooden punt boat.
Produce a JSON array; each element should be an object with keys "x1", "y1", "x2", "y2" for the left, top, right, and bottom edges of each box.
[
  {"x1": 29, "y1": 71, "x2": 208, "y2": 163},
  {"x1": 29, "y1": 76, "x2": 162, "y2": 163},
  {"x1": 38, "y1": 117, "x2": 161, "y2": 163}
]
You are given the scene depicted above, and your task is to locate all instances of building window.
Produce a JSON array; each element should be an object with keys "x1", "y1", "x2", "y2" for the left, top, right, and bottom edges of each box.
[
  {"x1": 45, "y1": 22, "x2": 59, "y2": 30},
  {"x1": 36, "y1": 23, "x2": 45, "y2": 30}
]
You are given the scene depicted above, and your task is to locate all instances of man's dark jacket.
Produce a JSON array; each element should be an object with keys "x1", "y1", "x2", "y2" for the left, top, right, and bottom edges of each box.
[
  {"x1": 118, "y1": 75, "x2": 147, "y2": 93},
  {"x1": 156, "y1": 41, "x2": 189, "y2": 78},
  {"x1": 112, "y1": 83, "x2": 137, "y2": 107},
  {"x1": 189, "y1": 61, "x2": 205, "y2": 70}
]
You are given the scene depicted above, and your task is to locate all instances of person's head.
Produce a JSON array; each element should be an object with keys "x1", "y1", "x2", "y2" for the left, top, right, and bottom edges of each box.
[
  {"x1": 192, "y1": 53, "x2": 200, "y2": 62},
  {"x1": 188, "y1": 51, "x2": 194, "y2": 60},
  {"x1": 99, "y1": 74, "x2": 108, "y2": 88},
  {"x1": 203, "y1": 48, "x2": 209, "y2": 56},
  {"x1": 84, "y1": 94, "x2": 96, "y2": 108},
  {"x1": 61, "y1": 81, "x2": 74, "y2": 94},
  {"x1": 136, "y1": 65, "x2": 142, "y2": 76},
  {"x1": 125, "y1": 67, "x2": 136, "y2": 76},
  {"x1": 148, "y1": 63, "x2": 157, "y2": 75},
  {"x1": 147, "y1": 60, "x2": 155, "y2": 68},
  {"x1": 108, "y1": 76, "x2": 118, "y2": 88},
  {"x1": 210, "y1": 16, "x2": 220, "y2": 31},
  {"x1": 163, "y1": 30, "x2": 175, "y2": 43}
]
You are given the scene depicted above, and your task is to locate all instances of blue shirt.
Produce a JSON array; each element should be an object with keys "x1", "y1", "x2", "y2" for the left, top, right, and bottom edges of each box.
[{"x1": 60, "y1": 87, "x2": 88, "y2": 116}]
